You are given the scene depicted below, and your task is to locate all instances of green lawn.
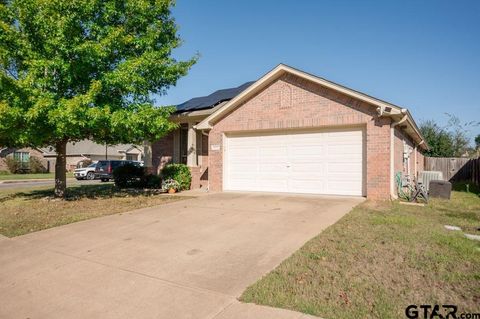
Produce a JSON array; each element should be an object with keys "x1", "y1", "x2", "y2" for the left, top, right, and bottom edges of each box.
[
  {"x1": 0, "y1": 172, "x2": 73, "y2": 180},
  {"x1": 0, "y1": 184, "x2": 190, "y2": 237},
  {"x1": 241, "y1": 191, "x2": 480, "y2": 319}
]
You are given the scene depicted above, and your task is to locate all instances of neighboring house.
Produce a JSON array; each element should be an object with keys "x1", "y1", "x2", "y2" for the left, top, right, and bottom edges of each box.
[
  {"x1": 151, "y1": 64, "x2": 427, "y2": 200},
  {"x1": 0, "y1": 147, "x2": 53, "y2": 173},
  {"x1": 43, "y1": 140, "x2": 144, "y2": 171},
  {"x1": 1, "y1": 142, "x2": 143, "y2": 173}
]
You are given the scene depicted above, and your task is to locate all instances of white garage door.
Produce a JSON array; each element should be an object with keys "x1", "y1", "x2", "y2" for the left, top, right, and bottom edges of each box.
[{"x1": 224, "y1": 128, "x2": 365, "y2": 196}]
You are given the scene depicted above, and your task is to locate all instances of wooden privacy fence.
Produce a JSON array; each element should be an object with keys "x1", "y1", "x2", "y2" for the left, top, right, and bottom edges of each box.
[{"x1": 425, "y1": 157, "x2": 480, "y2": 185}]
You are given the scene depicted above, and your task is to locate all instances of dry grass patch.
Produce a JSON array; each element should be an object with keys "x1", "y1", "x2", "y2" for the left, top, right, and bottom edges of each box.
[
  {"x1": 0, "y1": 184, "x2": 191, "y2": 237},
  {"x1": 241, "y1": 191, "x2": 480, "y2": 319}
]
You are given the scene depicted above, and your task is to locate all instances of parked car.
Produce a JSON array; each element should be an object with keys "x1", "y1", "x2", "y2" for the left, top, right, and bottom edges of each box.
[
  {"x1": 74, "y1": 162, "x2": 98, "y2": 180},
  {"x1": 95, "y1": 160, "x2": 141, "y2": 182}
]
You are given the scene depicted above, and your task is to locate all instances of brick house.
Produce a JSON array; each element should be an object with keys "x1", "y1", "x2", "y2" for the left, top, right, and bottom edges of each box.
[
  {"x1": 0, "y1": 147, "x2": 53, "y2": 173},
  {"x1": 151, "y1": 64, "x2": 427, "y2": 199}
]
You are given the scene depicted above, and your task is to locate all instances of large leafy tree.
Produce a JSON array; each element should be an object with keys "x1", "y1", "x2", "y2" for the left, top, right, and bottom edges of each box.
[
  {"x1": 419, "y1": 116, "x2": 471, "y2": 157},
  {"x1": 0, "y1": 0, "x2": 196, "y2": 197}
]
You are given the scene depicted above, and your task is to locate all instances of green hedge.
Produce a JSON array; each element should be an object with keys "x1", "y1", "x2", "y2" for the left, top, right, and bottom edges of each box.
[
  {"x1": 113, "y1": 164, "x2": 162, "y2": 189},
  {"x1": 113, "y1": 164, "x2": 146, "y2": 188},
  {"x1": 161, "y1": 164, "x2": 191, "y2": 191}
]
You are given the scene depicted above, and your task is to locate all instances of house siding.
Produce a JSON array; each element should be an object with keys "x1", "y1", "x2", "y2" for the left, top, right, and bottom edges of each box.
[{"x1": 208, "y1": 73, "x2": 392, "y2": 199}]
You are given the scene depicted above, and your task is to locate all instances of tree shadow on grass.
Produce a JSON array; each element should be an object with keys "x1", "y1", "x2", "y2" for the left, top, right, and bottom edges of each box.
[{"x1": 0, "y1": 184, "x2": 165, "y2": 202}]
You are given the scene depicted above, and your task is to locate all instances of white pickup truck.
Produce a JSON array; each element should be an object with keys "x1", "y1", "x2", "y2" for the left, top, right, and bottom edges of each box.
[{"x1": 74, "y1": 162, "x2": 98, "y2": 180}]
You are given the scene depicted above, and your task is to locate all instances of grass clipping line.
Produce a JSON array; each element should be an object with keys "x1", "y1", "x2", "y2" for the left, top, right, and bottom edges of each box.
[{"x1": 240, "y1": 191, "x2": 480, "y2": 319}]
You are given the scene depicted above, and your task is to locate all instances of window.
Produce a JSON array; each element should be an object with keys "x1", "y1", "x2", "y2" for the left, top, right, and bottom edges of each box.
[
  {"x1": 14, "y1": 151, "x2": 30, "y2": 169},
  {"x1": 126, "y1": 154, "x2": 136, "y2": 161}
]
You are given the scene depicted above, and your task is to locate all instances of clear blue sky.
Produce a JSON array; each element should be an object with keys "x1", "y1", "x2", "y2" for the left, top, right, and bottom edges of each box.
[{"x1": 156, "y1": 0, "x2": 480, "y2": 142}]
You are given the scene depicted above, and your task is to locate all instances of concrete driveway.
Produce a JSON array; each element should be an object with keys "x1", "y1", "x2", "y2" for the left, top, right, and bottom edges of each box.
[{"x1": 0, "y1": 192, "x2": 363, "y2": 319}]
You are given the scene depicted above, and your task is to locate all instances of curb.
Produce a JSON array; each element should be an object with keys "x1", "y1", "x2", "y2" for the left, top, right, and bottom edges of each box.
[{"x1": 0, "y1": 178, "x2": 76, "y2": 184}]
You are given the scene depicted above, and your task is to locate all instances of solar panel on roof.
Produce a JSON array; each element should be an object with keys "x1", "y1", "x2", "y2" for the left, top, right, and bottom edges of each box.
[{"x1": 176, "y1": 81, "x2": 254, "y2": 112}]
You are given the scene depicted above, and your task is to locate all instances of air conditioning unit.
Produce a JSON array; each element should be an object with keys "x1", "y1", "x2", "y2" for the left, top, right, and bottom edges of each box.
[{"x1": 418, "y1": 171, "x2": 444, "y2": 192}]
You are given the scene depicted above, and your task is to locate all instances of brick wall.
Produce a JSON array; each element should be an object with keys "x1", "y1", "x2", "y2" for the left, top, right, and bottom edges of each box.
[
  {"x1": 208, "y1": 73, "x2": 392, "y2": 199},
  {"x1": 152, "y1": 132, "x2": 174, "y2": 174}
]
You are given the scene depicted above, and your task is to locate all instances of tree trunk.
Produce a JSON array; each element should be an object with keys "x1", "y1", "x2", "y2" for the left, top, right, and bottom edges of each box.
[{"x1": 54, "y1": 140, "x2": 67, "y2": 198}]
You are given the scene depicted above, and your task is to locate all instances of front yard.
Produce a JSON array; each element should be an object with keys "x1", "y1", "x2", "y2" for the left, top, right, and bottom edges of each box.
[
  {"x1": 0, "y1": 184, "x2": 190, "y2": 237},
  {"x1": 241, "y1": 191, "x2": 480, "y2": 318}
]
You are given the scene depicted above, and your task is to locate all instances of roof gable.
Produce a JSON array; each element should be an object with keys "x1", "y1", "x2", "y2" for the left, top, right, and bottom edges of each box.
[{"x1": 195, "y1": 64, "x2": 427, "y2": 149}]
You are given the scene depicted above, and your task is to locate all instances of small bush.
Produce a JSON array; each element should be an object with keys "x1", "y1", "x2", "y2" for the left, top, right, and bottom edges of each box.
[
  {"x1": 29, "y1": 156, "x2": 47, "y2": 173},
  {"x1": 0, "y1": 170, "x2": 9, "y2": 175},
  {"x1": 5, "y1": 157, "x2": 21, "y2": 173},
  {"x1": 113, "y1": 164, "x2": 146, "y2": 188},
  {"x1": 161, "y1": 164, "x2": 191, "y2": 190},
  {"x1": 145, "y1": 174, "x2": 161, "y2": 189}
]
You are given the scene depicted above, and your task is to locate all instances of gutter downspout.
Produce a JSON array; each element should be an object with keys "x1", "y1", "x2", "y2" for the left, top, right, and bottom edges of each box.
[{"x1": 390, "y1": 109, "x2": 408, "y2": 199}]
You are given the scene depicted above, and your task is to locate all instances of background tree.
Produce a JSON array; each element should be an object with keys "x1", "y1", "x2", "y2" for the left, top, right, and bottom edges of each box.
[
  {"x1": 475, "y1": 134, "x2": 480, "y2": 150},
  {"x1": 0, "y1": 0, "x2": 196, "y2": 197},
  {"x1": 419, "y1": 114, "x2": 475, "y2": 157}
]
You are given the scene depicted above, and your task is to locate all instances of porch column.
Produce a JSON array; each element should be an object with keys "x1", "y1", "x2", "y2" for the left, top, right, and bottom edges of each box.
[{"x1": 187, "y1": 123, "x2": 197, "y2": 166}]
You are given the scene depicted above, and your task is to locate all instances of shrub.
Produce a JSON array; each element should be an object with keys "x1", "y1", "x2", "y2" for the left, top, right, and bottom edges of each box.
[
  {"x1": 113, "y1": 164, "x2": 146, "y2": 188},
  {"x1": 145, "y1": 174, "x2": 161, "y2": 189},
  {"x1": 29, "y1": 156, "x2": 47, "y2": 173},
  {"x1": 5, "y1": 156, "x2": 21, "y2": 173},
  {"x1": 161, "y1": 163, "x2": 191, "y2": 190},
  {"x1": 0, "y1": 170, "x2": 9, "y2": 175}
]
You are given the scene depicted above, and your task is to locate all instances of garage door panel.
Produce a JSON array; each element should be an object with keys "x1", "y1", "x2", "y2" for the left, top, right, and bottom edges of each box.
[
  {"x1": 256, "y1": 180, "x2": 289, "y2": 188},
  {"x1": 327, "y1": 144, "x2": 362, "y2": 154},
  {"x1": 328, "y1": 162, "x2": 362, "y2": 173},
  {"x1": 290, "y1": 146, "x2": 326, "y2": 157},
  {"x1": 225, "y1": 129, "x2": 364, "y2": 196},
  {"x1": 258, "y1": 163, "x2": 288, "y2": 173},
  {"x1": 290, "y1": 163, "x2": 327, "y2": 174},
  {"x1": 289, "y1": 180, "x2": 326, "y2": 194},
  {"x1": 259, "y1": 148, "x2": 287, "y2": 158}
]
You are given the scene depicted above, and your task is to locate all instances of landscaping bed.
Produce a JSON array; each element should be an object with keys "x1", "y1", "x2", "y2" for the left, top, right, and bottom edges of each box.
[
  {"x1": 0, "y1": 184, "x2": 191, "y2": 237},
  {"x1": 241, "y1": 191, "x2": 480, "y2": 319}
]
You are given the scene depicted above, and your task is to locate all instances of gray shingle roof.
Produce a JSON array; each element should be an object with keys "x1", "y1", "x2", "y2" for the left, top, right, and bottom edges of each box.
[
  {"x1": 176, "y1": 81, "x2": 255, "y2": 112},
  {"x1": 65, "y1": 140, "x2": 141, "y2": 156},
  {"x1": 39, "y1": 140, "x2": 142, "y2": 156}
]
